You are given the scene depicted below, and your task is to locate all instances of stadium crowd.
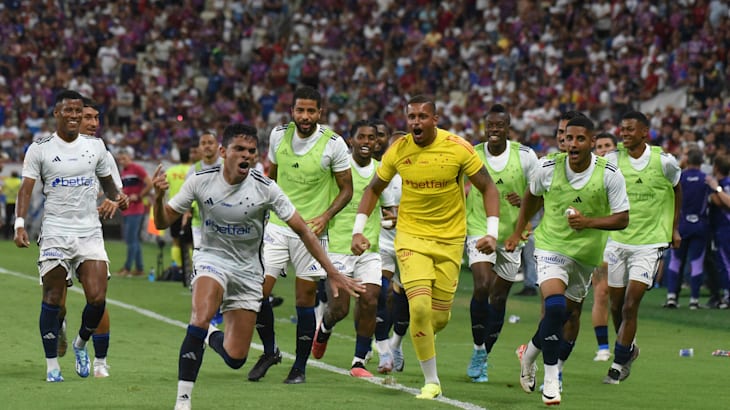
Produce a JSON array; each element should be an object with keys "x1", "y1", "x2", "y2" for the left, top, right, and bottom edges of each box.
[
  {"x1": 0, "y1": 0, "x2": 728, "y2": 164},
  {"x1": 2, "y1": 1, "x2": 730, "y2": 407}
]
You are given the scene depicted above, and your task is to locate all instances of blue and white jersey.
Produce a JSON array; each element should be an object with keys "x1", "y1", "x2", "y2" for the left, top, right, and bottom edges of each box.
[
  {"x1": 22, "y1": 132, "x2": 112, "y2": 236},
  {"x1": 168, "y1": 167, "x2": 295, "y2": 276}
]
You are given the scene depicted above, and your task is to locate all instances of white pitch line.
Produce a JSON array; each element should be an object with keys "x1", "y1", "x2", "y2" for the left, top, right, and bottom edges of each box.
[{"x1": 0, "y1": 267, "x2": 486, "y2": 410}]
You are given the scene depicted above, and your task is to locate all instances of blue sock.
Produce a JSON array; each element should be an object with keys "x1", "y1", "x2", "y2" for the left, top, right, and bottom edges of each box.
[
  {"x1": 209, "y1": 330, "x2": 246, "y2": 369},
  {"x1": 484, "y1": 302, "x2": 505, "y2": 353},
  {"x1": 558, "y1": 339, "x2": 575, "y2": 362},
  {"x1": 293, "y1": 306, "x2": 315, "y2": 371},
  {"x1": 392, "y1": 290, "x2": 410, "y2": 336},
  {"x1": 594, "y1": 326, "x2": 609, "y2": 350},
  {"x1": 178, "y1": 325, "x2": 207, "y2": 381},
  {"x1": 318, "y1": 318, "x2": 334, "y2": 342},
  {"x1": 374, "y1": 278, "x2": 391, "y2": 341},
  {"x1": 355, "y1": 335, "x2": 372, "y2": 361},
  {"x1": 469, "y1": 297, "x2": 489, "y2": 346},
  {"x1": 92, "y1": 333, "x2": 110, "y2": 359},
  {"x1": 256, "y1": 298, "x2": 276, "y2": 355},
  {"x1": 541, "y1": 295, "x2": 566, "y2": 366},
  {"x1": 40, "y1": 303, "x2": 61, "y2": 358},
  {"x1": 614, "y1": 342, "x2": 632, "y2": 365},
  {"x1": 79, "y1": 302, "x2": 106, "y2": 341}
]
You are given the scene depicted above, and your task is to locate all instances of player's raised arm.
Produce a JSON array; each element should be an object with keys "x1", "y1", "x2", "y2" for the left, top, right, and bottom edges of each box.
[{"x1": 151, "y1": 164, "x2": 182, "y2": 229}]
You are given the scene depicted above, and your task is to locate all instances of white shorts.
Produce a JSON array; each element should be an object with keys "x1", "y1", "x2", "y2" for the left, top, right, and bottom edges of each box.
[
  {"x1": 329, "y1": 252, "x2": 382, "y2": 286},
  {"x1": 534, "y1": 249, "x2": 594, "y2": 303},
  {"x1": 379, "y1": 244, "x2": 403, "y2": 287},
  {"x1": 380, "y1": 244, "x2": 396, "y2": 273},
  {"x1": 192, "y1": 226, "x2": 202, "y2": 250},
  {"x1": 38, "y1": 231, "x2": 109, "y2": 283},
  {"x1": 191, "y1": 252, "x2": 263, "y2": 313},
  {"x1": 466, "y1": 236, "x2": 523, "y2": 281},
  {"x1": 604, "y1": 242, "x2": 664, "y2": 288},
  {"x1": 262, "y1": 224, "x2": 327, "y2": 281}
]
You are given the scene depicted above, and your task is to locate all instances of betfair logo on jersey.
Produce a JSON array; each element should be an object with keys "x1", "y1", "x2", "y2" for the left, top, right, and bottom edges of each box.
[
  {"x1": 402, "y1": 178, "x2": 451, "y2": 189},
  {"x1": 204, "y1": 219, "x2": 252, "y2": 235},
  {"x1": 51, "y1": 176, "x2": 94, "y2": 187}
]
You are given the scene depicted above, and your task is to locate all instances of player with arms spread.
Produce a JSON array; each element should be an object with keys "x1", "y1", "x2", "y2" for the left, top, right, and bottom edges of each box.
[
  {"x1": 151, "y1": 123, "x2": 363, "y2": 410},
  {"x1": 351, "y1": 95, "x2": 500, "y2": 399}
]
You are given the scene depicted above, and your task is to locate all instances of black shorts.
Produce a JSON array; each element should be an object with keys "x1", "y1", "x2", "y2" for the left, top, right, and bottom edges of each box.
[{"x1": 170, "y1": 217, "x2": 192, "y2": 243}]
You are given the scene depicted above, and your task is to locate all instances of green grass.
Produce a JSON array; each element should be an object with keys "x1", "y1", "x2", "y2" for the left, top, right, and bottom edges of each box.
[{"x1": 0, "y1": 239, "x2": 728, "y2": 409}]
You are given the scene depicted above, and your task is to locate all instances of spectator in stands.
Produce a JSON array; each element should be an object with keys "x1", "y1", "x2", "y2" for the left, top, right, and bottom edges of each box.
[{"x1": 116, "y1": 148, "x2": 153, "y2": 277}]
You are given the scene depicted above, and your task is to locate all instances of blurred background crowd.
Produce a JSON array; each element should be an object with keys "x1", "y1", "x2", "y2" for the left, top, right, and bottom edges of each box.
[{"x1": 0, "y1": 0, "x2": 729, "y2": 167}]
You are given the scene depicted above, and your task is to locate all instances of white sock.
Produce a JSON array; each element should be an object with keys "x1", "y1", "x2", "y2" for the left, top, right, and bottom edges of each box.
[
  {"x1": 375, "y1": 339, "x2": 391, "y2": 355},
  {"x1": 419, "y1": 357, "x2": 439, "y2": 385},
  {"x1": 177, "y1": 380, "x2": 194, "y2": 402},
  {"x1": 544, "y1": 363, "x2": 559, "y2": 380},
  {"x1": 390, "y1": 334, "x2": 403, "y2": 350},
  {"x1": 524, "y1": 340, "x2": 541, "y2": 364},
  {"x1": 473, "y1": 344, "x2": 486, "y2": 351},
  {"x1": 73, "y1": 335, "x2": 86, "y2": 349},
  {"x1": 204, "y1": 325, "x2": 221, "y2": 345},
  {"x1": 46, "y1": 357, "x2": 60, "y2": 372},
  {"x1": 557, "y1": 359, "x2": 565, "y2": 373},
  {"x1": 93, "y1": 357, "x2": 107, "y2": 366}
]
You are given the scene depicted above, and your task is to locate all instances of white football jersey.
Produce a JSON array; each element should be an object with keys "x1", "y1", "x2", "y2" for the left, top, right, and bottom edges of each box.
[
  {"x1": 378, "y1": 173, "x2": 402, "y2": 250},
  {"x1": 22, "y1": 133, "x2": 113, "y2": 236},
  {"x1": 169, "y1": 167, "x2": 296, "y2": 276}
]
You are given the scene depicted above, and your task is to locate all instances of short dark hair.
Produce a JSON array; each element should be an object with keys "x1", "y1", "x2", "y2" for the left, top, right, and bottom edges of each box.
[
  {"x1": 556, "y1": 110, "x2": 587, "y2": 138},
  {"x1": 566, "y1": 116, "x2": 595, "y2": 132},
  {"x1": 622, "y1": 111, "x2": 650, "y2": 128},
  {"x1": 489, "y1": 103, "x2": 508, "y2": 114},
  {"x1": 560, "y1": 110, "x2": 587, "y2": 122},
  {"x1": 716, "y1": 154, "x2": 730, "y2": 176},
  {"x1": 179, "y1": 146, "x2": 190, "y2": 163},
  {"x1": 222, "y1": 123, "x2": 258, "y2": 147},
  {"x1": 293, "y1": 86, "x2": 322, "y2": 108},
  {"x1": 350, "y1": 119, "x2": 374, "y2": 139},
  {"x1": 407, "y1": 95, "x2": 436, "y2": 113},
  {"x1": 487, "y1": 103, "x2": 510, "y2": 124},
  {"x1": 82, "y1": 97, "x2": 99, "y2": 111},
  {"x1": 55, "y1": 89, "x2": 84, "y2": 106},
  {"x1": 686, "y1": 148, "x2": 704, "y2": 166},
  {"x1": 371, "y1": 118, "x2": 391, "y2": 135},
  {"x1": 595, "y1": 131, "x2": 617, "y2": 145}
]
